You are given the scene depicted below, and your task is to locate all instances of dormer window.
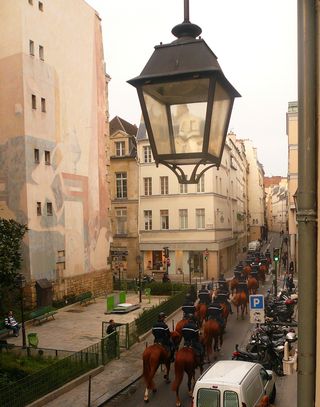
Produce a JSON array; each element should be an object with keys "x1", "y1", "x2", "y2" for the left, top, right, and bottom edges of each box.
[{"x1": 115, "y1": 141, "x2": 125, "y2": 157}]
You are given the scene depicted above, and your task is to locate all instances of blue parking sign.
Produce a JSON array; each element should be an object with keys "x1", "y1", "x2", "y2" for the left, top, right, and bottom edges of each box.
[{"x1": 249, "y1": 294, "x2": 264, "y2": 310}]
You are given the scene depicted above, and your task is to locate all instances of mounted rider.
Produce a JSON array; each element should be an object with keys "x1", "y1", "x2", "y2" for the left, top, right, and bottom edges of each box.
[
  {"x1": 206, "y1": 299, "x2": 225, "y2": 327},
  {"x1": 152, "y1": 312, "x2": 175, "y2": 362},
  {"x1": 198, "y1": 284, "x2": 211, "y2": 305},
  {"x1": 216, "y1": 289, "x2": 233, "y2": 315},
  {"x1": 181, "y1": 314, "x2": 204, "y2": 364},
  {"x1": 217, "y1": 274, "x2": 229, "y2": 292},
  {"x1": 182, "y1": 294, "x2": 196, "y2": 319}
]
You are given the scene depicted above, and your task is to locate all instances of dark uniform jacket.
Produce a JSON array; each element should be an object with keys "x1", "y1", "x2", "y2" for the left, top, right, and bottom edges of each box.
[
  {"x1": 207, "y1": 302, "x2": 223, "y2": 320},
  {"x1": 181, "y1": 321, "x2": 199, "y2": 344},
  {"x1": 152, "y1": 321, "x2": 171, "y2": 346},
  {"x1": 198, "y1": 289, "x2": 211, "y2": 305},
  {"x1": 182, "y1": 303, "x2": 196, "y2": 317},
  {"x1": 216, "y1": 291, "x2": 229, "y2": 304}
]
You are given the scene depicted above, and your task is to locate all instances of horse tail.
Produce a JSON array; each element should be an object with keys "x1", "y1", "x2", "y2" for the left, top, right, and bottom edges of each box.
[
  {"x1": 171, "y1": 351, "x2": 185, "y2": 392},
  {"x1": 143, "y1": 347, "x2": 159, "y2": 390},
  {"x1": 143, "y1": 350, "x2": 152, "y2": 389}
]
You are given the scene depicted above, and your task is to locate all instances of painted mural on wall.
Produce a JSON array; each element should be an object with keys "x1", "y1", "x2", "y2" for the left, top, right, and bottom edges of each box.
[{"x1": 0, "y1": 14, "x2": 111, "y2": 282}]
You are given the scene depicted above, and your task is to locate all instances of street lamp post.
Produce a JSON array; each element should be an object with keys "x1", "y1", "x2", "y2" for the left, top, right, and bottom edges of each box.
[
  {"x1": 128, "y1": 0, "x2": 240, "y2": 184},
  {"x1": 14, "y1": 273, "x2": 26, "y2": 348},
  {"x1": 136, "y1": 255, "x2": 142, "y2": 303},
  {"x1": 204, "y1": 248, "x2": 209, "y2": 280}
]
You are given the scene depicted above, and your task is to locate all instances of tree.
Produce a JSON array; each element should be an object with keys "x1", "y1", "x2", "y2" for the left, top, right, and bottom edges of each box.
[{"x1": 0, "y1": 218, "x2": 28, "y2": 287}]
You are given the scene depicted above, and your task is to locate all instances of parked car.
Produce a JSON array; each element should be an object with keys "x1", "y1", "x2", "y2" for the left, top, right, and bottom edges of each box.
[{"x1": 192, "y1": 360, "x2": 276, "y2": 407}]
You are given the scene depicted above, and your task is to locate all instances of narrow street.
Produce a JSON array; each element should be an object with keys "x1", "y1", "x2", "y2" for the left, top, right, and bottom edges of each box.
[{"x1": 105, "y1": 243, "x2": 297, "y2": 407}]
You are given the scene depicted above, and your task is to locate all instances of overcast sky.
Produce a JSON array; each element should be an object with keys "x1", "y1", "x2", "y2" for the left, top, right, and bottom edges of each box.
[{"x1": 86, "y1": 0, "x2": 297, "y2": 177}]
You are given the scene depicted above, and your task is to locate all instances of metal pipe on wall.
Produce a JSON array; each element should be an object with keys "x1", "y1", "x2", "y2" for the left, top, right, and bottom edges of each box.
[{"x1": 297, "y1": 1, "x2": 317, "y2": 406}]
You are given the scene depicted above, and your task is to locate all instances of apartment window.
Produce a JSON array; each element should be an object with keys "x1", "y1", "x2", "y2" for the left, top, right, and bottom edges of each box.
[
  {"x1": 116, "y1": 172, "x2": 127, "y2": 198},
  {"x1": 115, "y1": 141, "x2": 125, "y2": 156},
  {"x1": 36, "y1": 202, "x2": 41, "y2": 216},
  {"x1": 28, "y1": 0, "x2": 33, "y2": 4},
  {"x1": 143, "y1": 146, "x2": 152, "y2": 163},
  {"x1": 41, "y1": 97, "x2": 46, "y2": 112},
  {"x1": 44, "y1": 150, "x2": 50, "y2": 165},
  {"x1": 32, "y1": 94, "x2": 36, "y2": 109},
  {"x1": 34, "y1": 148, "x2": 40, "y2": 163},
  {"x1": 39, "y1": 45, "x2": 44, "y2": 60},
  {"x1": 29, "y1": 40, "x2": 34, "y2": 55},
  {"x1": 180, "y1": 183, "x2": 188, "y2": 194},
  {"x1": 197, "y1": 175, "x2": 205, "y2": 193},
  {"x1": 47, "y1": 202, "x2": 53, "y2": 216},
  {"x1": 115, "y1": 207, "x2": 127, "y2": 235},
  {"x1": 179, "y1": 209, "x2": 188, "y2": 229},
  {"x1": 38, "y1": 1, "x2": 43, "y2": 11},
  {"x1": 160, "y1": 209, "x2": 169, "y2": 230},
  {"x1": 144, "y1": 210, "x2": 152, "y2": 230},
  {"x1": 144, "y1": 177, "x2": 152, "y2": 196},
  {"x1": 160, "y1": 176, "x2": 169, "y2": 195},
  {"x1": 196, "y1": 208, "x2": 205, "y2": 229}
]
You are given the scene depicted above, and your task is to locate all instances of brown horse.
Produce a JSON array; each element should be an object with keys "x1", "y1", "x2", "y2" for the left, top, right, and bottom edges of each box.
[
  {"x1": 243, "y1": 264, "x2": 252, "y2": 277},
  {"x1": 172, "y1": 319, "x2": 188, "y2": 348},
  {"x1": 231, "y1": 291, "x2": 248, "y2": 320},
  {"x1": 247, "y1": 276, "x2": 259, "y2": 294},
  {"x1": 172, "y1": 347, "x2": 203, "y2": 407},
  {"x1": 195, "y1": 303, "x2": 207, "y2": 327},
  {"x1": 142, "y1": 343, "x2": 171, "y2": 402},
  {"x1": 202, "y1": 319, "x2": 223, "y2": 361},
  {"x1": 258, "y1": 264, "x2": 267, "y2": 283},
  {"x1": 229, "y1": 277, "x2": 239, "y2": 294},
  {"x1": 257, "y1": 395, "x2": 270, "y2": 407}
]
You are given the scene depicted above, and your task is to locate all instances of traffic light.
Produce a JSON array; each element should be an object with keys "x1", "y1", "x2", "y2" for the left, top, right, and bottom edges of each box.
[{"x1": 273, "y1": 248, "x2": 280, "y2": 262}]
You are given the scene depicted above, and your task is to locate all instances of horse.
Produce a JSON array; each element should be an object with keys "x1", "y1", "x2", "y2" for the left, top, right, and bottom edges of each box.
[
  {"x1": 229, "y1": 277, "x2": 239, "y2": 294},
  {"x1": 231, "y1": 291, "x2": 248, "y2": 320},
  {"x1": 257, "y1": 395, "x2": 270, "y2": 407},
  {"x1": 172, "y1": 318, "x2": 188, "y2": 347},
  {"x1": 247, "y1": 276, "x2": 259, "y2": 294},
  {"x1": 142, "y1": 343, "x2": 171, "y2": 402},
  {"x1": 202, "y1": 319, "x2": 223, "y2": 361},
  {"x1": 195, "y1": 303, "x2": 207, "y2": 327},
  {"x1": 243, "y1": 264, "x2": 251, "y2": 277},
  {"x1": 172, "y1": 346, "x2": 203, "y2": 407},
  {"x1": 258, "y1": 264, "x2": 267, "y2": 283}
]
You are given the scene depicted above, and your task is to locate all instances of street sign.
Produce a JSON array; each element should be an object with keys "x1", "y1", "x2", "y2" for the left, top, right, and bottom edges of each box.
[
  {"x1": 250, "y1": 310, "x2": 265, "y2": 324},
  {"x1": 249, "y1": 294, "x2": 264, "y2": 310},
  {"x1": 249, "y1": 294, "x2": 265, "y2": 324}
]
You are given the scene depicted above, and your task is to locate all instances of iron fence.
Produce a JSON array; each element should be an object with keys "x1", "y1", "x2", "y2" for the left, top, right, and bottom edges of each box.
[{"x1": 0, "y1": 334, "x2": 119, "y2": 407}]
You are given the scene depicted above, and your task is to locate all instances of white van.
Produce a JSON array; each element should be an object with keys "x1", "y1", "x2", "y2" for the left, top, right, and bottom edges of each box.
[
  {"x1": 248, "y1": 240, "x2": 261, "y2": 252},
  {"x1": 192, "y1": 360, "x2": 276, "y2": 407}
]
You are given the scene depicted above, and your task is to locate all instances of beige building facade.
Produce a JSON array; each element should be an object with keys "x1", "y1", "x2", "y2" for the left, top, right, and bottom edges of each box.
[
  {"x1": 241, "y1": 140, "x2": 266, "y2": 242},
  {"x1": 265, "y1": 178, "x2": 288, "y2": 233},
  {"x1": 286, "y1": 101, "x2": 298, "y2": 267},
  {"x1": 0, "y1": 0, "x2": 112, "y2": 304},
  {"x1": 137, "y1": 124, "x2": 249, "y2": 281},
  {"x1": 109, "y1": 116, "x2": 139, "y2": 279}
]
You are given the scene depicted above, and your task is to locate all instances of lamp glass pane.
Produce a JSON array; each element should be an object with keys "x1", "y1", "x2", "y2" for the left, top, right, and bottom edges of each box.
[
  {"x1": 143, "y1": 78, "x2": 210, "y2": 155},
  {"x1": 208, "y1": 82, "x2": 232, "y2": 157},
  {"x1": 143, "y1": 92, "x2": 171, "y2": 154},
  {"x1": 171, "y1": 102, "x2": 206, "y2": 153}
]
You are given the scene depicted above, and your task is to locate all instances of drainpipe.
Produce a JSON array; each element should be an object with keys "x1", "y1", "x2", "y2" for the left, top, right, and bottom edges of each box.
[{"x1": 297, "y1": 1, "x2": 317, "y2": 406}]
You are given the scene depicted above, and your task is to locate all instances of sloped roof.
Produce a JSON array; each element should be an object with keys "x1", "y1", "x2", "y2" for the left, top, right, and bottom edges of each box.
[{"x1": 109, "y1": 116, "x2": 138, "y2": 137}]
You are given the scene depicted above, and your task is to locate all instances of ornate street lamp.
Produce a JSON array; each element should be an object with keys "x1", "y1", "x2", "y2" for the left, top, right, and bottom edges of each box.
[
  {"x1": 128, "y1": 0, "x2": 240, "y2": 184},
  {"x1": 14, "y1": 273, "x2": 27, "y2": 348}
]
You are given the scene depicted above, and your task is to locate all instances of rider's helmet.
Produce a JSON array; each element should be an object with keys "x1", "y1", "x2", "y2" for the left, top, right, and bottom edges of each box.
[
  {"x1": 158, "y1": 312, "x2": 166, "y2": 321},
  {"x1": 187, "y1": 313, "x2": 195, "y2": 321},
  {"x1": 185, "y1": 293, "x2": 191, "y2": 301}
]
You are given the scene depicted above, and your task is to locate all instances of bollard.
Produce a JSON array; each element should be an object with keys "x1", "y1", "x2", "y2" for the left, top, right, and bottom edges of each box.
[
  {"x1": 283, "y1": 341, "x2": 290, "y2": 361},
  {"x1": 87, "y1": 375, "x2": 91, "y2": 407}
]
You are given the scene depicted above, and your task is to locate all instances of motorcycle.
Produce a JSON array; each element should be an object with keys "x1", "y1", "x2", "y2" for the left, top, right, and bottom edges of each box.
[{"x1": 232, "y1": 332, "x2": 290, "y2": 376}]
